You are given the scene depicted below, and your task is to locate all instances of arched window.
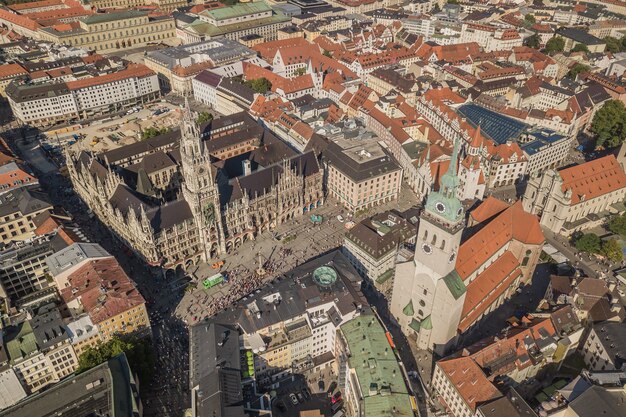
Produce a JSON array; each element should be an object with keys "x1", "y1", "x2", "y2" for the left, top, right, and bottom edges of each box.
[
  {"x1": 431, "y1": 234, "x2": 437, "y2": 246},
  {"x1": 441, "y1": 240, "x2": 446, "y2": 250},
  {"x1": 522, "y1": 249, "x2": 532, "y2": 267},
  {"x1": 423, "y1": 229, "x2": 428, "y2": 241}
]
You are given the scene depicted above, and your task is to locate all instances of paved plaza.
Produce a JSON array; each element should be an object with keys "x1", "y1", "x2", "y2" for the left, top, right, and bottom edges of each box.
[{"x1": 175, "y1": 186, "x2": 420, "y2": 324}]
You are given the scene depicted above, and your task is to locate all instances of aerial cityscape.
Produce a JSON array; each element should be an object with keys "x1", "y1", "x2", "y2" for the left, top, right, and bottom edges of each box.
[{"x1": 0, "y1": 0, "x2": 625, "y2": 416}]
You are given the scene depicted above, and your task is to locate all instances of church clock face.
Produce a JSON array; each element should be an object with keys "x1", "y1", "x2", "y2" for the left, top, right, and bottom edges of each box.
[
  {"x1": 435, "y1": 202, "x2": 446, "y2": 213},
  {"x1": 422, "y1": 244, "x2": 432, "y2": 254}
]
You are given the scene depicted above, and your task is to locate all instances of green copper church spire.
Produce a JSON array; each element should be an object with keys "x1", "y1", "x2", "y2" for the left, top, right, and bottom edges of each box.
[{"x1": 424, "y1": 137, "x2": 464, "y2": 225}]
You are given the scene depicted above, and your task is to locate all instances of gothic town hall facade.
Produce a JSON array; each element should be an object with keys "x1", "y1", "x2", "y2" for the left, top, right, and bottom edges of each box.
[{"x1": 66, "y1": 102, "x2": 324, "y2": 269}]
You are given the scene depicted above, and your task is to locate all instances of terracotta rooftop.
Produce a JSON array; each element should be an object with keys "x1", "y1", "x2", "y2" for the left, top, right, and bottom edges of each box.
[
  {"x1": 66, "y1": 64, "x2": 154, "y2": 90},
  {"x1": 437, "y1": 357, "x2": 501, "y2": 412},
  {"x1": 60, "y1": 258, "x2": 145, "y2": 324},
  {"x1": 0, "y1": 63, "x2": 27, "y2": 79},
  {"x1": 558, "y1": 155, "x2": 626, "y2": 204}
]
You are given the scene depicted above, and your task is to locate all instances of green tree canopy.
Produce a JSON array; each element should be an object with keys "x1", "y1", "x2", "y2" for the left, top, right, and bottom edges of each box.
[
  {"x1": 322, "y1": 50, "x2": 332, "y2": 57},
  {"x1": 526, "y1": 34, "x2": 541, "y2": 49},
  {"x1": 524, "y1": 14, "x2": 536, "y2": 24},
  {"x1": 608, "y1": 213, "x2": 626, "y2": 235},
  {"x1": 571, "y1": 43, "x2": 589, "y2": 53},
  {"x1": 591, "y1": 99, "x2": 626, "y2": 148},
  {"x1": 574, "y1": 233, "x2": 601, "y2": 254},
  {"x1": 545, "y1": 36, "x2": 565, "y2": 54},
  {"x1": 601, "y1": 239, "x2": 623, "y2": 262},
  {"x1": 142, "y1": 126, "x2": 169, "y2": 140},
  {"x1": 244, "y1": 77, "x2": 272, "y2": 94},
  {"x1": 77, "y1": 336, "x2": 155, "y2": 383},
  {"x1": 567, "y1": 63, "x2": 590, "y2": 79},
  {"x1": 196, "y1": 111, "x2": 213, "y2": 125},
  {"x1": 604, "y1": 36, "x2": 623, "y2": 53}
]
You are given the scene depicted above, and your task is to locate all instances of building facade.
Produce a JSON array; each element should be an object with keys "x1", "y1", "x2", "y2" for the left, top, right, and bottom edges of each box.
[
  {"x1": 67, "y1": 104, "x2": 324, "y2": 270},
  {"x1": 523, "y1": 155, "x2": 626, "y2": 235}
]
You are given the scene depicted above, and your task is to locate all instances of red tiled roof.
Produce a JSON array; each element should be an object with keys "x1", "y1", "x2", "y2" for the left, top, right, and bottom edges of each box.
[
  {"x1": 460, "y1": 251, "x2": 521, "y2": 332},
  {"x1": 558, "y1": 155, "x2": 626, "y2": 204},
  {"x1": 61, "y1": 258, "x2": 145, "y2": 324},
  {"x1": 66, "y1": 64, "x2": 154, "y2": 90},
  {"x1": 0, "y1": 9, "x2": 40, "y2": 31},
  {"x1": 0, "y1": 63, "x2": 27, "y2": 80},
  {"x1": 437, "y1": 357, "x2": 500, "y2": 412},
  {"x1": 456, "y1": 200, "x2": 544, "y2": 280}
]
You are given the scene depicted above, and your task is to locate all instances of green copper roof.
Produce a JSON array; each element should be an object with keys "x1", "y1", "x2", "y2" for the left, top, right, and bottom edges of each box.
[
  {"x1": 341, "y1": 313, "x2": 414, "y2": 417},
  {"x1": 376, "y1": 269, "x2": 394, "y2": 284},
  {"x1": 424, "y1": 137, "x2": 464, "y2": 224},
  {"x1": 185, "y1": 13, "x2": 290, "y2": 37},
  {"x1": 420, "y1": 315, "x2": 433, "y2": 330},
  {"x1": 202, "y1": 1, "x2": 272, "y2": 21},
  {"x1": 6, "y1": 321, "x2": 38, "y2": 363},
  {"x1": 443, "y1": 269, "x2": 467, "y2": 300},
  {"x1": 409, "y1": 318, "x2": 421, "y2": 332},
  {"x1": 402, "y1": 300, "x2": 414, "y2": 316}
]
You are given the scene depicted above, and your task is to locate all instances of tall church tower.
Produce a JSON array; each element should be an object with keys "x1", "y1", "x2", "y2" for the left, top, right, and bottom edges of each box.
[
  {"x1": 180, "y1": 97, "x2": 225, "y2": 262},
  {"x1": 390, "y1": 138, "x2": 467, "y2": 355}
]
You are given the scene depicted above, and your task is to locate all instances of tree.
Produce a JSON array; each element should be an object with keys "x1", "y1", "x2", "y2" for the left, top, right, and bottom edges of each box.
[
  {"x1": 244, "y1": 77, "x2": 272, "y2": 94},
  {"x1": 571, "y1": 43, "x2": 589, "y2": 53},
  {"x1": 608, "y1": 213, "x2": 626, "y2": 235},
  {"x1": 604, "y1": 36, "x2": 622, "y2": 53},
  {"x1": 574, "y1": 233, "x2": 601, "y2": 254},
  {"x1": 77, "y1": 336, "x2": 155, "y2": 383},
  {"x1": 322, "y1": 50, "x2": 332, "y2": 58},
  {"x1": 545, "y1": 36, "x2": 565, "y2": 54},
  {"x1": 524, "y1": 14, "x2": 536, "y2": 24},
  {"x1": 591, "y1": 99, "x2": 626, "y2": 148},
  {"x1": 526, "y1": 34, "x2": 541, "y2": 49},
  {"x1": 601, "y1": 239, "x2": 623, "y2": 262},
  {"x1": 196, "y1": 111, "x2": 213, "y2": 125},
  {"x1": 141, "y1": 126, "x2": 169, "y2": 140},
  {"x1": 567, "y1": 63, "x2": 590, "y2": 79}
]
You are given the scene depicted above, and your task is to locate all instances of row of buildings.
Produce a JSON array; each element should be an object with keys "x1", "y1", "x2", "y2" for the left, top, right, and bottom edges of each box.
[{"x1": 189, "y1": 251, "x2": 414, "y2": 417}]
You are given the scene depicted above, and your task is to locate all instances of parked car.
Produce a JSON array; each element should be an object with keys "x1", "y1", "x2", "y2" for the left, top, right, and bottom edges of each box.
[
  {"x1": 331, "y1": 392, "x2": 342, "y2": 404},
  {"x1": 327, "y1": 381, "x2": 337, "y2": 394},
  {"x1": 289, "y1": 394, "x2": 298, "y2": 405}
]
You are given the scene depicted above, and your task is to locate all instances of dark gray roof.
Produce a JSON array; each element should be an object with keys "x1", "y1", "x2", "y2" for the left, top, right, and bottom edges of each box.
[
  {"x1": 195, "y1": 70, "x2": 222, "y2": 88},
  {"x1": 237, "y1": 151, "x2": 319, "y2": 199},
  {"x1": 101, "y1": 129, "x2": 180, "y2": 165},
  {"x1": 556, "y1": 27, "x2": 604, "y2": 45},
  {"x1": 217, "y1": 77, "x2": 255, "y2": 105},
  {"x1": 568, "y1": 385, "x2": 626, "y2": 417},
  {"x1": 146, "y1": 199, "x2": 193, "y2": 233},
  {"x1": 125, "y1": 151, "x2": 177, "y2": 175},
  {"x1": 5, "y1": 82, "x2": 70, "y2": 103},
  {"x1": 592, "y1": 322, "x2": 626, "y2": 369},
  {"x1": 323, "y1": 140, "x2": 401, "y2": 182},
  {"x1": 1, "y1": 353, "x2": 139, "y2": 417},
  {"x1": 30, "y1": 310, "x2": 68, "y2": 351},
  {"x1": 345, "y1": 210, "x2": 416, "y2": 259},
  {"x1": 108, "y1": 184, "x2": 150, "y2": 217},
  {"x1": 477, "y1": 389, "x2": 537, "y2": 417},
  {"x1": 189, "y1": 322, "x2": 245, "y2": 417},
  {"x1": 198, "y1": 250, "x2": 363, "y2": 334},
  {"x1": 0, "y1": 186, "x2": 51, "y2": 218}
]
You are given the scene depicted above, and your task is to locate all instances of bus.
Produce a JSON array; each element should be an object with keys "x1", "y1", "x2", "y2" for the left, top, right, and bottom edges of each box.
[{"x1": 202, "y1": 273, "x2": 224, "y2": 289}]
